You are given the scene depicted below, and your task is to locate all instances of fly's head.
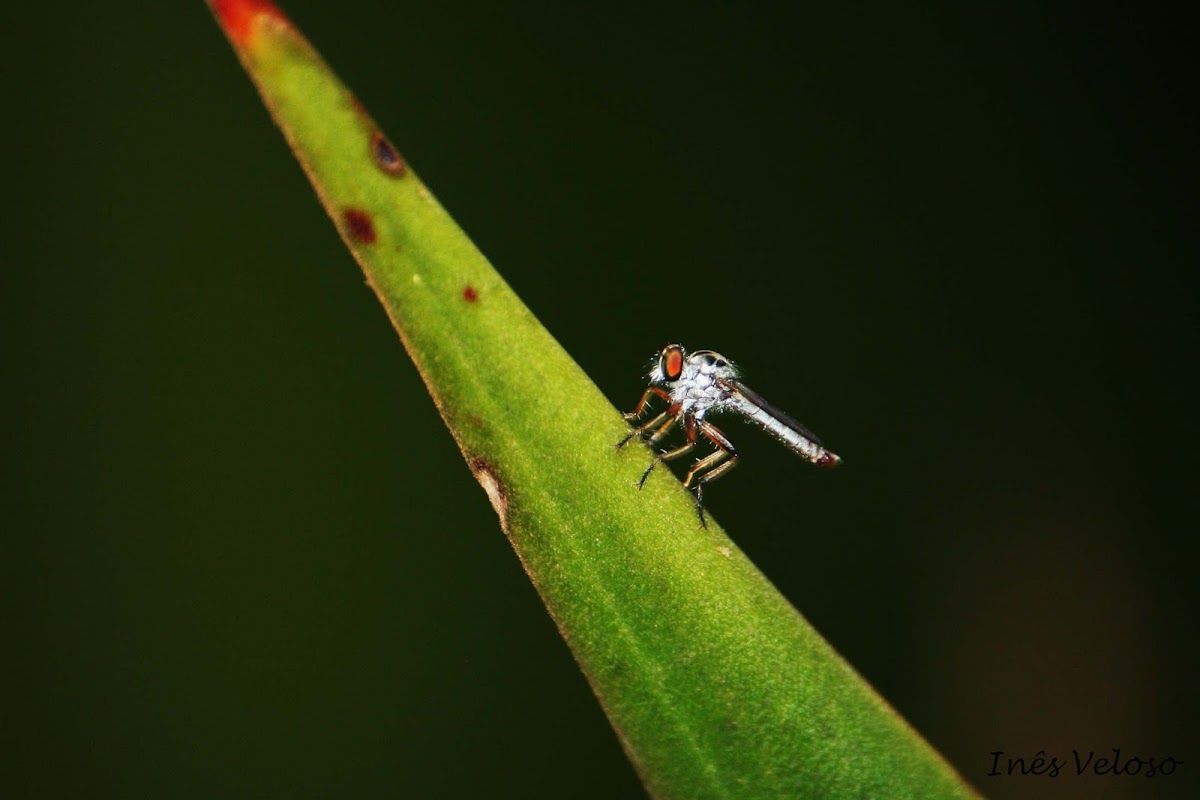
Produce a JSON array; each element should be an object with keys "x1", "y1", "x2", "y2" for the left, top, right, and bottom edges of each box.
[
  {"x1": 648, "y1": 343, "x2": 686, "y2": 385},
  {"x1": 647, "y1": 344, "x2": 740, "y2": 412}
]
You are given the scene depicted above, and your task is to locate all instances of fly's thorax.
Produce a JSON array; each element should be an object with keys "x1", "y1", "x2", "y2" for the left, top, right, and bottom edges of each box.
[
  {"x1": 672, "y1": 370, "x2": 734, "y2": 418},
  {"x1": 685, "y1": 350, "x2": 738, "y2": 379}
]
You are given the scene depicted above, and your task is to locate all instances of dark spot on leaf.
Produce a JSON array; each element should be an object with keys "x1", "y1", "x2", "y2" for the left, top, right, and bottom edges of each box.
[
  {"x1": 342, "y1": 208, "x2": 376, "y2": 244},
  {"x1": 371, "y1": 131, "x2": 406, "y2": 176},
  {"x1": 463, "y1": 286, "x2": 479, "y2": 303}
]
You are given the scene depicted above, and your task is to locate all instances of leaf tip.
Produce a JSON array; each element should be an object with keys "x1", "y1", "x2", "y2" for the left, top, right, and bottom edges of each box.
[{"x1": 209, "y1": 0, "x2": 288, "y2": 48}]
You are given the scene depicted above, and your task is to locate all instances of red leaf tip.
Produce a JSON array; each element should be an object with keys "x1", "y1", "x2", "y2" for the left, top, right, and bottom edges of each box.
[{"x1": 211, "y1": 0, "x2": 287, "y2": 47}]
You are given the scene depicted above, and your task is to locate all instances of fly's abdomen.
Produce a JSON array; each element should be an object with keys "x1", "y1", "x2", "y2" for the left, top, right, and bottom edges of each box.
[{"x1": 727, "y1": 395, "x2": 840, "y2": 467}]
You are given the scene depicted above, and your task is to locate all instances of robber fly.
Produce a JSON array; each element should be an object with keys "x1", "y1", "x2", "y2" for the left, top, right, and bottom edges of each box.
[{"x1": 617, "y1": 343, "x2": 839, "y2": 526}]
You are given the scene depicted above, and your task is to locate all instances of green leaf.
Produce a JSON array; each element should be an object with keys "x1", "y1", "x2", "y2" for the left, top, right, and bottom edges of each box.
[{"x1": 206, "y1": 3, "x2": 980, "y2": 798}]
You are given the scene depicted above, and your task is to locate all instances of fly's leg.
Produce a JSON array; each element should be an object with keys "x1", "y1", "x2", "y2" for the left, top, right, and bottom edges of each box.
[
  {"x1": 616, "y1": 387, "x2": 674, "y2": 449},
  {"x1": 638, "y1": 414, "x2": 696, "y2": 488},
  {"x1": 683, "y1": 421, "x2": 740, "y2": 528},
  {"x1": 617, "y1": 411, "x2": 666, "y2": 449},
  {"x1": 622, "y1": 386, "x2": 673, "y2": 422}
]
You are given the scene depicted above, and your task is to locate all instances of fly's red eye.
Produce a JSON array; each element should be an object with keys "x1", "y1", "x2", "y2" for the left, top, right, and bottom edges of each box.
[{"x1": 661, "y1": 346, "x2": 684, "y2": 381}]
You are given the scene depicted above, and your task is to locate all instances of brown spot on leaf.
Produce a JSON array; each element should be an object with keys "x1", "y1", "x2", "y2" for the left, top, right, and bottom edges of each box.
[
  {"x1": 342, "y1": 208, "x2": 376, "y2": 244},
  {"x1": 371, "y1": 131, "x2": 407, "y2": 176},
  {"x1": 463, "y1": 286, "x2": 479, "y2": 303},
  {"x1": 350, "y1": 95, "x2": 369, "y2": 118},
  {"x1": 469, "y1": 458, "x2": 509, "y2": 531}
]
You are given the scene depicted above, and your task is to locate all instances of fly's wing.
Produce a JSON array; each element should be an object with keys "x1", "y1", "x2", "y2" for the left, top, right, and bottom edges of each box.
[{"x1": 725, "y1": 379, "x2": 824, "y2": 446}]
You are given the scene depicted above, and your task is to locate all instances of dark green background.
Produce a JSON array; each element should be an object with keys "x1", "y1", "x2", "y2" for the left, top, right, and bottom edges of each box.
[{"x1": 4, "y1": 2, "x2": 1196, "y2": 798}]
